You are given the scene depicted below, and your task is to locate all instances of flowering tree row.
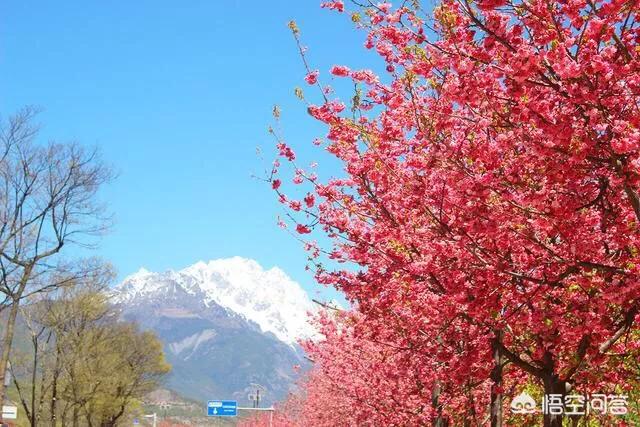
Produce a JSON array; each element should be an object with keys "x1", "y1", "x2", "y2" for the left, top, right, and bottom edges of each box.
[{"x1": 248, "y1": 0, "x2": 640, "y2": 425}]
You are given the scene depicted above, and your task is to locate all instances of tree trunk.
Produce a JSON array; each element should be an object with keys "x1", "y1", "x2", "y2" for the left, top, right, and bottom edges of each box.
[
  {"x1": 11, "y1": 358, "x2": 33, "y2": 427},
  {"x1": 50, "y1": 343, "x2": 62, "y2": 426},
  {"x1": 0, "y1": 266, "x2": 34, "y2": 420},
  {"x1": 36, "y1": 349, "x2": 50, "y2": 427},
  {"x1": 30, "y1": 332, "x2": 39, "y2": 427},
  {"x1": 432, "y1": 381, "x2": 450, "y2": 427},
  {"x1": 0, "y1": 298, "x2": 21, "y2": 422},
  {"x1": 73, "y1": 406, "x2": 79, "y2": 427},
  {"x1": 490, "y1": 332, "x2": 503, "y2": 427},
  {"x1": 543, "y1": 374, "x2": 566, "y2": 427}
]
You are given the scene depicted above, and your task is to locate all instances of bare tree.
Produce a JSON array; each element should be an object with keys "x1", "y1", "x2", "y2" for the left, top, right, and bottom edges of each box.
[{"x1": 0, "y1": 107, "x2": 113, "y2": 417}]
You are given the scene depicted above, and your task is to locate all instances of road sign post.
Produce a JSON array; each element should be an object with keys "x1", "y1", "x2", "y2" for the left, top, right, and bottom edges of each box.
[
  {"x1": 206, "y1": 399, "x2": 275, "y2": 426},
  {"x1": 207, "y1": 400, "x2": 237, "y2": 417}
]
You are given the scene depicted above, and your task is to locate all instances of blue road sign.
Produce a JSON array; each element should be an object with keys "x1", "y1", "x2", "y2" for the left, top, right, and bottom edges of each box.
[{"x1": 207, "y1": 400, "x2": 237, "y2": 417}]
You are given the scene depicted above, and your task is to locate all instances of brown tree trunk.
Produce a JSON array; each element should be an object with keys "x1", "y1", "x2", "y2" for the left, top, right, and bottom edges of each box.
[
  {"x1": 542, "y1": 374, "x2": 566, "y2": 427},
  {"x1": 0, "y1": 298, "x2": 21, "y2": 423},
  {"x1": 50, "y1": 343, "x2": 62, "y2": 426},
  {"x1": 432, "y1": 381, "x2": 450, "y2": 427},
  {"x1": 0, "y1": 266, "x2": 33, "y2": 421},
  {"x1": 36, "y1": 347, "x2": 50, "y2": 427},
  {"x1": 30, "y1": 331, "x2": 39, "y2": 427},
  {"x1": 490, "y1": 331, "x2": 503, "y2": 427}
]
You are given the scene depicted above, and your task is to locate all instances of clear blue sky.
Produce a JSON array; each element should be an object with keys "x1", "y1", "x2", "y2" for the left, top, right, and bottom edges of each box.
[{"x1": 0, "y1": 1, "x2": 379, "y2": 302}]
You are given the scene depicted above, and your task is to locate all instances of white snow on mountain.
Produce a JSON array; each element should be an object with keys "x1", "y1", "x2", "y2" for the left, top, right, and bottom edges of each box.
[{"x1": 114, "y1": 257, "x2": 317, "y2": 345}]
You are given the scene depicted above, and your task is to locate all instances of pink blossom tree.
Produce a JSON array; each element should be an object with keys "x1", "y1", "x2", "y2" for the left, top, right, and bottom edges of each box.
[{"x1": 265, "y1": 0, "x2": 640, "y2": 425}]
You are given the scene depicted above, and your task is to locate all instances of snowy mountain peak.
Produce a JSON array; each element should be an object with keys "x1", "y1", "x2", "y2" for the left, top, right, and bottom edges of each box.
[
  {"x1": 114, "y1": 257, "x2": 317, "y2": 345},
  {"x1": 134, "y1": 266, "x2": 152, "y2": 276}
]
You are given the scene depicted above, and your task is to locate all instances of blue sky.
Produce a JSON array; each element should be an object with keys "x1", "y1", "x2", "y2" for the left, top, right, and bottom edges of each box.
[{"x1": 0, "y1": 1, "x2": 379, "y2": 303}]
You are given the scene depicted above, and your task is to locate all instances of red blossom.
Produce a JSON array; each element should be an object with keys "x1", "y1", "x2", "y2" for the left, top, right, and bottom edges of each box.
[
  {"x1": 296, "y1": 224, "x2": 312, "y2": 234},
  {"x1": 330, "y1": 65, "x2": 351, "y2": 76},
  {"x1": 320, "y1": 0, "x2": 344, "y2": 12},
  {"x1": 305, "y1": 70, "x2": 319, "y2": 85},
  {"x1": 477, "y1": 0, "x2": 508, "y2": 10},
  {"x1": 276, "y1": 142, "x2": 296, "y2": 161},
  {"x1": 304, "y1": 193, "x2": 315, "y2": 208}
]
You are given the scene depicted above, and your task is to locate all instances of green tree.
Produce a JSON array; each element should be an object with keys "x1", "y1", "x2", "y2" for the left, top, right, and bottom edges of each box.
[{"x1": 10, "y1": 286, "x2": 170, "y2": 427}]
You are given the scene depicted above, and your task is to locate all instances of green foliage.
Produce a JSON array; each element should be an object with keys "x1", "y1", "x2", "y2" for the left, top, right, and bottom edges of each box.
[{"x1": 9, "y1": 287, "x2": 170, "y2": 426}]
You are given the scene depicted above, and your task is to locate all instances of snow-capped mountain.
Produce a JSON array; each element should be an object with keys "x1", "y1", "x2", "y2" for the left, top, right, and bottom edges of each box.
[
  {"x1": 110, "y1": 257, "x2": 317, "y2": 404},
  {"x1": 114, "y1": 256, "x2": 316, "y2": 345}
]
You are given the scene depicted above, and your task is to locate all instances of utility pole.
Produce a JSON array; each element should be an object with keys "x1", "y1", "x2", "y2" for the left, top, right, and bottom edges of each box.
[
  {"x1": 249, "y1": 386, "x2": 264, "y2": 408},
  {"x1": 249, "y1": 389, "x2": 260, "y2": 407}
]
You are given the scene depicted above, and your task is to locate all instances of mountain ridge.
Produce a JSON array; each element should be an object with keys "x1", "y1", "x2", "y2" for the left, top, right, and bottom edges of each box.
[
  {"x1": 114, "y1": 256, "x2": 317, "y2": 345},
  {"x1": 110, "y1": 257, "x2": 316, "y2": 404}
]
